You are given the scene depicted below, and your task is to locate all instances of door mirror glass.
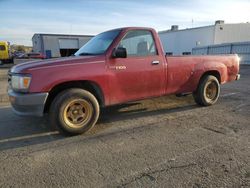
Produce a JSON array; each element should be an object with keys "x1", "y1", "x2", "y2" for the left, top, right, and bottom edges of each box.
[{"x1": 112, "y1": 47, "x2": 127, "y2": 58}]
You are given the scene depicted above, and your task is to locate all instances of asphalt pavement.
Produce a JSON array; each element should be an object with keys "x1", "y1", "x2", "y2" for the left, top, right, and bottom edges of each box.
[{"x1": 0, "y1": 66, "x2": 249, "y2": 187}]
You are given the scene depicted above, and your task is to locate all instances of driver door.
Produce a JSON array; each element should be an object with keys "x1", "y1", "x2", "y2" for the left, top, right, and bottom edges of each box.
[{"x1": 107, "y1": 30, "x2": 165, "y2": 105}]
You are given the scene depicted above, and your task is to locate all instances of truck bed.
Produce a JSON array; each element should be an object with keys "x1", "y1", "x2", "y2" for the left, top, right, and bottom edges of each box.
[{"x1": 165, "y1": 54, "x2": 240, "y2": 94}]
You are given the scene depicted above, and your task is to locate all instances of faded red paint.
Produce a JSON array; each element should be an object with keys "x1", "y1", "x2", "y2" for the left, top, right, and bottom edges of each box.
[{"x1": 11, "y1": 27, "x2": 240, "y2": 106}]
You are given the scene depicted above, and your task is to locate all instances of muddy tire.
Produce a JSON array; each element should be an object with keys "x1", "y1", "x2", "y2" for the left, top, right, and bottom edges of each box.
[
  {"x1": 49, "y1": 88, "x2": 100, "y2": 136},
  {"x1": 193, "y1": 75, "x2": 220, "y2": 106}
]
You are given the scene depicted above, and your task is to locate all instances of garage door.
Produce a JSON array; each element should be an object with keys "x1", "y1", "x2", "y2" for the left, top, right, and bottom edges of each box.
[{"x1": 58, "y1": 38, "x2": 79, "y2": 49}]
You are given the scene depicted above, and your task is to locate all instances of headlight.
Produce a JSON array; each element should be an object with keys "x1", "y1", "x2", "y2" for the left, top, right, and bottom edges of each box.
[{"x1": 11, "y1": 75, "x2": 31, "y2": 92}]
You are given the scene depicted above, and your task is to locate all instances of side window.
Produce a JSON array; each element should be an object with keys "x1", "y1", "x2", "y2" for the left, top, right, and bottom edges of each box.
[
  {"x1": 0, "y1": 45, "x2": 6, "y2": 51},
  {"x1": 119, "y1": 30, "x2": 157, "y2": 57}
]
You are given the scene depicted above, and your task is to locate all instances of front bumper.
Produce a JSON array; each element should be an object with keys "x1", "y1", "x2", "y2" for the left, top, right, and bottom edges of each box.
[{"x1": 8, "y1": 90, "x2": 48, "y2": 116}]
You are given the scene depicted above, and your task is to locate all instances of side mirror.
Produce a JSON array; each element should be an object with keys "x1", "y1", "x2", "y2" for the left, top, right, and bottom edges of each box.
[{"x1": 112, "y1": 47, "x2": 127, "y2": 58}]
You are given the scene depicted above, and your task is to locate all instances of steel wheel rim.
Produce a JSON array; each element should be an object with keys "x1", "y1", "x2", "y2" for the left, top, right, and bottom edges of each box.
[
  {"x1": 63, "y1": 99, "x2": 93, "y2": 129},
  {"x1": 205, "y1": 81, "x2": 218, "y2": 100}
]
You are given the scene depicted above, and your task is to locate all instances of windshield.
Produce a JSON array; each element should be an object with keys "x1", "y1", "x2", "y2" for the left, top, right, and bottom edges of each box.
[
  {"x1": 75, "y1": 29, "x2": 121, "y2": 56},
  {"x1": 0, "y1": 45, "x2": 6, "y2": 51}
]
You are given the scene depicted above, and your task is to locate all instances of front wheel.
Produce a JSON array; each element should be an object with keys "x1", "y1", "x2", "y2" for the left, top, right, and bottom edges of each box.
[
  {"x1": 49, "y1": 88, "x2": 100, "y2": 136},
  {"x1": 193, "y1": 75, "x2": 220, "y2": 106}
]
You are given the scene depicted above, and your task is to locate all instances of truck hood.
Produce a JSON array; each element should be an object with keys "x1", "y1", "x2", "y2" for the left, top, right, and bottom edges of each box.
[{"x1": 11, "y1": 55, "x2": 105, "y2": 73}]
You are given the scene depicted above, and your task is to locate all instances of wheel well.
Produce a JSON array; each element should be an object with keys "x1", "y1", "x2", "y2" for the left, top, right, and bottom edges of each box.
[
  {"x1": 44, "y1": 81, "x2": 104, "y2": 113},
  {"x1": 200, "y1": 70, "x2": 221, "y2": 84}
]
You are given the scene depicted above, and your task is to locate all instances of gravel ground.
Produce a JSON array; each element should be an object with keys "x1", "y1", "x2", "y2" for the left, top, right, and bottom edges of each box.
[{"x1": 0, "y1": 66, "x2": 249, "y2": 187}]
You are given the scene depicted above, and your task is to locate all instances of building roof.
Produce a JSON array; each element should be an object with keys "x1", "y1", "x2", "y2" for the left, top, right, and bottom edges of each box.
[
  {"x1": 158, "y1": 25, "x2": 214, "y2": 34},
  {"x1": 32, "y1": 33, "x2": 94, "y2": 39},
  {"x1": 33, "y1": 27, "x2": 157, "y2": 39},
  {"x1": 158, "y1": 22, "x2": 250, "y2": 34}
]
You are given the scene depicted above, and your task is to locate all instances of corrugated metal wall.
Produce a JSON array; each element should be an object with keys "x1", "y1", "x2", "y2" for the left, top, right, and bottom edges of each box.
[
  {"x1": 158, "y1": 26, "x2": 214, "y2": 55},
  {"x1": 192, "y1": 42, "x2": 250, "y2": 64},
  {"x1": 32, "y1": 34, "x2": 93, "y2": 58}
]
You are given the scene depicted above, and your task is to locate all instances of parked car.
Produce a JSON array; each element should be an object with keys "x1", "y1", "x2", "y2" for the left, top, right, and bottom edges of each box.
[
  {"x1": 18, "y1": 52, "x2": 46, "y2": 59},
  {"x1": 8, "y1": 27, "x2": 240, "y2": 135},
  {"x1": 13, "y1": 51, "x2": 25, "y2": 58}
]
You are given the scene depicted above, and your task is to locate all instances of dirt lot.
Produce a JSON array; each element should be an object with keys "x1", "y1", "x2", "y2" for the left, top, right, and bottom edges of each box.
[
  {"x1": 0, "y1": 66, "x2": 9, "y2": 104},
  {"x1": 0, "y1": 66, "x2": 249, "y2": 187}
]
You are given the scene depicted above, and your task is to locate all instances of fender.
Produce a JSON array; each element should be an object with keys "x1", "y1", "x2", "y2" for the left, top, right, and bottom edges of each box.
[{"x1": 188, "y1": 61, "x2": 226, "y2": 92}]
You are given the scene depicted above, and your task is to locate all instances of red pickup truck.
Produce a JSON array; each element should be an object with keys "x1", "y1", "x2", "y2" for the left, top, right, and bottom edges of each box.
[{"x1": 8, "y1": 27, "x2": 240, "y2": 135}]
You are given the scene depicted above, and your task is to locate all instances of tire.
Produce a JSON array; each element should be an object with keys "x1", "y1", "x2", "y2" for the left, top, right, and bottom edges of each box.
[
  {"x1": 49, "y1": 88, "x2": 100, "y2": 136},
  {"x1": 193, "y1": 75, "x2": 220, "y2": 106}
]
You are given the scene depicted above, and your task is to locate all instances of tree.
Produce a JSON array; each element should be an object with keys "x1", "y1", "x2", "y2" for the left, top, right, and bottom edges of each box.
[{"x1": 16, "y1": 45, "x2": 25, "y2": 52}]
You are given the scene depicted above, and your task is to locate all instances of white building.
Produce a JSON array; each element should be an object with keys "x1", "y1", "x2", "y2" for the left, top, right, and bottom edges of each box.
[
  {"x1": 158, "y1": 21, "x2": 250, "y2": 55},
  {"x1": 32, "y1": 34, "x2": 93, "y2": 58}
]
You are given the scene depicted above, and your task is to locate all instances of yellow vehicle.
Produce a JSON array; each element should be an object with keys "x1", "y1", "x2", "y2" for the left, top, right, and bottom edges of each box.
[{"x1": 0, "y1": 41, "x2": 12, "y2": 64}]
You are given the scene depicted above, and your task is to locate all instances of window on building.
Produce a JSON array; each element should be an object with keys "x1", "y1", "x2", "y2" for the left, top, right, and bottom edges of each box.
[
  {"x1": 182, "y1": 52, "x2": 191, "y2": 55},
  {"x1": 166, "y1": 52, "x2": 173, "y2": 56},
  {"x1": 118, "y1": 30, "x2": 157, "y2": 57}
]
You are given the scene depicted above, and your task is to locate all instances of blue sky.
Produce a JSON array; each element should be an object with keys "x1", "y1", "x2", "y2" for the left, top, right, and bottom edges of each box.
[{"x1": 1, "y1": 0, "x2": 250, "y2": 46}]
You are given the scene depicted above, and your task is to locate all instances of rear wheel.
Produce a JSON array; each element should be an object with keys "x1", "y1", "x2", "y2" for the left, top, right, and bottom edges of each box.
[
  {"x1": 193, "y1": 75, "x2": 220, "y2": 106},
  {"x1": 49, "y1": 88, "x2": 100, "y2": 135}
]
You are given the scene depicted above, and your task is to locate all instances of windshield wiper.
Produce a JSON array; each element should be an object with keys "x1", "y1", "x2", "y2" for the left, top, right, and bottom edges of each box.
[
  {"x1": 78, "y1": 52, "x2": 95, "y2": 56},
  {"x1": 77, "y1": 52, "x2": 103, "y2": 56}
]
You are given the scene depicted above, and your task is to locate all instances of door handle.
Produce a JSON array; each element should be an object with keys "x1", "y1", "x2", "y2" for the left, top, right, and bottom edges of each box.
[{"x1": 152, "y1": 60, "x2": 160, "y2": 65}]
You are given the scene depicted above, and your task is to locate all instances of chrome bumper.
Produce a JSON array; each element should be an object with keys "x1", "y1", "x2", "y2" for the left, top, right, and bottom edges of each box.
[{"x1": 8, "y1": 89, "x2": 48, "y2": 116}]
